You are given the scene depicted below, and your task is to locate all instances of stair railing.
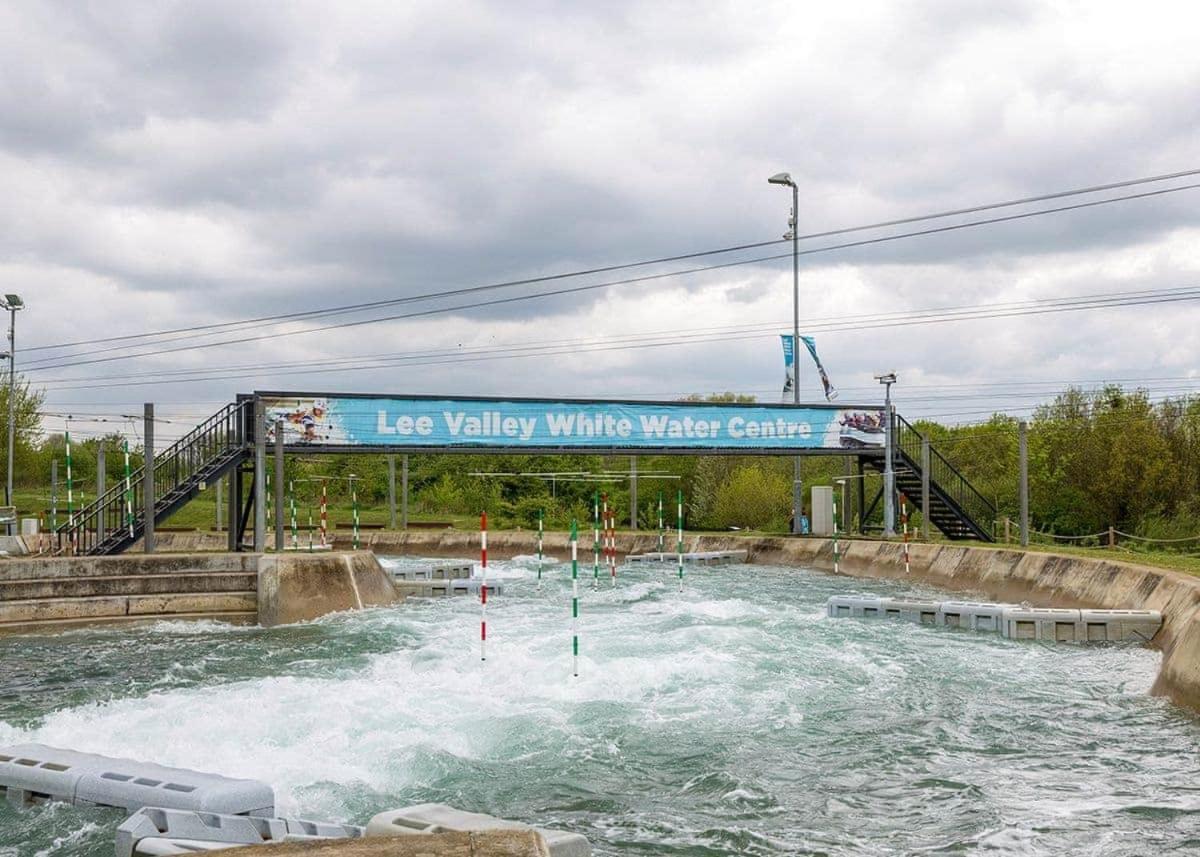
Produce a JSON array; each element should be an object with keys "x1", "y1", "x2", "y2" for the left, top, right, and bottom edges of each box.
[
  {"x1": 893, "y1": 413, "x2": 996, "y2": 539},
  {"x1": 55, "y1": 401, "x2": 250, "y2": 554}
]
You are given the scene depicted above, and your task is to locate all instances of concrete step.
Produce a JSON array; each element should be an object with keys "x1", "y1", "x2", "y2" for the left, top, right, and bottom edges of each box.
[
  {"x1": 0, "y1": 592, "x2": 257, "y2": 626},
  {"x1": 0, "y1": 611, "x2": 258, "y2": 635},
  {"x1": 0, "y1": 554, "x2": 258, "y2": 582},
  {"x1": 0, "y1": 573, "x2": 257, "y2": 601}
]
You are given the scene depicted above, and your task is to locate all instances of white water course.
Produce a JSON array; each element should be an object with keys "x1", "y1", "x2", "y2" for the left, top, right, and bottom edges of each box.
[{"x1": 2, "y1": 558, "x2": 1198, "y2": 855}]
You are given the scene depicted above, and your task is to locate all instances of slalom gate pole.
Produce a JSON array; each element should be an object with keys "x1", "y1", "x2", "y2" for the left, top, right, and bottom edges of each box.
[
  {"x1": 592, "y1": 490, "x2": 600, "y2": 590},
  {"x1": 608, "y1": 506, "x2": 616, "y2": 585},
  {"x1": 601, "y1": 493, "x2": 610, "y2": 586},
  {"x1": 480, "y1": 510, "x2": 488, "y2": 662},
  {"x1": 536, "y1": 508, "x2": 544, "y2": 591},
  {"x1": 289, "y1": 480, "x2": 298, "y2": 550},
  {"x1": 307, "y1": 494, "x2": 314, "y2": 553},
  {"x1": 901, "y1": 493, "x2": 910, "y2": 574},
  {"x1": 351, "y1": 479, "x2": 360, "y2": 550},
  {"x1": 832, "y1": 493, "x2": 840, "y2": 574},
  {"x1": 658, "y1": 490, "x2": 664, "y2": 553},
  {"x1": 65, "y1": 424, "x2": 75, "y2": 555},
  {"x1": 50, "y1": 464, "x2": 57, "y2": 535},
  {"x1": 320, "y1": 480, "x2": 328, "y2": 548},
  {"x1": 676, "y1": 489, "x2": 684, "y2": 591},
  {"x1": 123, "y1": 439, "x2": 134, "y2": 538},
  {"x1": 570, "y1": 518, "x2": 579, "y2": 677}
]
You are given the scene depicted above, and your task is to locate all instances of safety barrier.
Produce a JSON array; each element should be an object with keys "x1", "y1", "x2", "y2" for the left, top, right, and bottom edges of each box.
[
  {"x1": 1001, "y1": 607, "x2": 1083, "y2": 641},
  {"x1": 1077, "y1": 609, "x2": 1162, "y2": 642},
  {"x1": 937, "y1": 601, "x2": 1014, "y2": 633},
  {"x1": 881, "y1": 597, "x2": 941, "y2": 625},
  {"x1": 390, "y1": 562, "x2": 473, "y2": 581},
  {"x1": 827, "y1": 598, "x2": 1162, "y2": 644},
  {"x1": 115, "y1": 806, "x2": 362, "y2": 857},
  {"x1": 628, "y1": 550, "x2": 747, "y2": 565},
  {"x1": 0, "y1": 744, "x2": 273, "y2": 816},
  {"x1": 366, "y1": 803, "x2": 591, "y2": 857},
  {"x1": 825, "y1": 595, "x2": 887, "y2": 618},
  {"x1": 392, "y1": 579, "x2": 505, "y2": 598}
]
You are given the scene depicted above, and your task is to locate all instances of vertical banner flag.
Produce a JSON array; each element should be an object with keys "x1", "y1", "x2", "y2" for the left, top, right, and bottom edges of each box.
[
  {"x1": 780, "y1": 335, "x2": 838, "y2": 402},
  {"x1": 780, "y1": 334, "x2": 796, "y2": 399},
  {"x1": 800, "y1": 336, "x2": 838, "y2": 401}
]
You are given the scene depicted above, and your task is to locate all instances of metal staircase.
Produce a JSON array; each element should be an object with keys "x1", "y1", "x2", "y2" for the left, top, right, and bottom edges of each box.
[
  {"x1": 53, "y1": 402, "x2": 251, "y2": 555},
  {"x1": 863, "y1": 413, "x2": 995, "y2": 541}
]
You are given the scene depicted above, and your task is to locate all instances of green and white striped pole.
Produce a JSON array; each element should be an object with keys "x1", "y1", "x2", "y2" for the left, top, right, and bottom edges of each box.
[
  {"x1": 676, "y1": 489, "x2": 684, "y2": 591},
  {"x1": 65, "y1": 424, "x2": 75, "y2": 555},
  {"x1": 832, "y1": 492, "x2": 840, "y2": 574},
  {"x1": 123, "y1": 439, "x2": 134, "y2": 538},
  {"x1": 351, "y1": 478, "x2": 360, "y2": 550},
  {"x1": 658, "y1": 490, "x2": 664, "y2": 553},
  {"x1": 592, "y1": 490, "x2": 600, "y2": 590},
  {"x1": 536, "y1": 508, "x2": 544, "y2": 591},
  {"x1": 289, "y1": 480, "x2": 298, "y2": 550},
  {"x1": 570, "y1": 518, "x2": 579, "y2": 677},
  {"x1": 307, "y1": 491, "x2": 314, "y2": 553}
]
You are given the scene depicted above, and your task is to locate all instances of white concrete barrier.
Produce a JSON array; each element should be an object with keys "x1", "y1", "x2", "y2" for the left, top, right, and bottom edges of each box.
[
  {"x1": 936, "y1": 601, "x2": 1015, "y2": 633},
  {"x1": 1002, "y1": 607, "x2": 1083, "y2": 642},
  {"x1": 825, "y1": 595, "x2": 886, "y2": 618},
  {"x1": 1078, "y1": 609, "x2": 1162, "y2": 642},
  {"x1": 881, "y1": 597, "x2": 941, "y2": 625},
  {"x1": 116, "y1": 806, "x2": 361, "y2": 857}
]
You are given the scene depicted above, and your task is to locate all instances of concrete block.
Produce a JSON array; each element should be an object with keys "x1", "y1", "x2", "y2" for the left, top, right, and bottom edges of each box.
[
  {"x1": 1078, "y1": 609, "x2": 1162, "y2": 642},
  {"x1": 825, "y1": 595, "x2": 887, "y2": 618},
  {"x1": 881, "y1": 597, "x2": 942, "y2": 625},
  {"x1": 1002, "y1": 607, "x2": 1083, "y2": 641},
  {"x1": 366, "y1": 803, "x2": 589, "y2": 857},
  {"x1": 0, "y1": 744, "x2": 273, "y2": 815},
  {"x1": 258, "y1": 552, "x2": 401, "y2": 627},
  {"x1": 936, "y1": 600, "x2": 1015, "y2": 633},
  {"x1": 116, "y1": 806, "x2": 362, "y2": 857}
]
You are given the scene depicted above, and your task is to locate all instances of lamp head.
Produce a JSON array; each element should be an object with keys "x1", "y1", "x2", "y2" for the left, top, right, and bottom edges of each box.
[
  {"x1": 767, "y1": 172, "x2": 794, "y2": 187},
  {"x1": 874, "y1": 372, "x2": 897, "y2": 385},
  {"x1": 2, "y1": 294, "x2": 23, "y2": 310}
]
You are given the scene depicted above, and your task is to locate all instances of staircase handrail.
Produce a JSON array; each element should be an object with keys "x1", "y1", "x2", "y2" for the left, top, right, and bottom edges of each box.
[
  {"x1": 893, "y1": 413, "x2": 996, "y2": 537},
  {"x1": 54, "y1": 401, "x2": 250, "y2": 553}
]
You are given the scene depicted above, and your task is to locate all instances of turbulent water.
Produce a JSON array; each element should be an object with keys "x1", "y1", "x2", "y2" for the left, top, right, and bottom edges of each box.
[{"x1": 1, "y1": 557, "x2": 1199, "y2": 856}]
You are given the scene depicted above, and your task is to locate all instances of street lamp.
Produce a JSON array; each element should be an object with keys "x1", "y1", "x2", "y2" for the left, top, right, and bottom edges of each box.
[
  {"x1": 875, "y1": 372, "x2": 897, "y2": 536},
  {"x1": 0, "y1": 294, "x2": 23, "y2": 537},
  {"x1": 768, "y1": 172, "x2": 802, "y2": 534}
]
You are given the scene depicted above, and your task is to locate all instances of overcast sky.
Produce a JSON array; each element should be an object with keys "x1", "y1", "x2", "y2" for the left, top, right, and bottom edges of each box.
[{"x1": 4, "y1": 0, "x2": 1200, "y2": 443}]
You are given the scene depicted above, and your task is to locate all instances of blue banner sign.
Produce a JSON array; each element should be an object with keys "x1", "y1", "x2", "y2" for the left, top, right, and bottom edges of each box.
[{"x1": 259, "y1": 394, "x2": 885, "y2": 452}]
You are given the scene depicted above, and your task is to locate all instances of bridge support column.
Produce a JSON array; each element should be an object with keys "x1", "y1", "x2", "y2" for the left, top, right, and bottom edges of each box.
[
  {"x1": 388, "y1": 455, "x2": 397, "y2": 529},
  {"x1": 856, "y1": 457, "x2": 866, "y2": 535},
  {"x1": 1019, "y1": 420, "x2": 1029, "y2": 546},
  {"x1": 253, "y1": 399, "x2": 266, "y2": 553},
  {"x1": 921, "y1": 437, "x2": 931, "y2": 541},
  {"x1": 273, "y1": 420, "x2": 285, "y2": 552},
  {"x1": 143, "y1": 403, "x2": 155, "y2": 554},
  {"x1": 630, "y1": 456, "x2": 637, "y2": 530},
  {"x1": 227, "y1": 472, "x2": 239, "y2": 551},
  {"x1": 401, "y1": 454, "x2": 409, "y2": 530},
  {"x1": 96, "y1": 446, "x2": 105, "y2": 545}
]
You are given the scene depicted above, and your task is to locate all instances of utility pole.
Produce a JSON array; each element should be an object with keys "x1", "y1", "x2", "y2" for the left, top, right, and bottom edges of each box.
[
  {"x1": 630, "y1": 456, "x2": 638, "y2": 530},
  {"x1": 1, "y1": 295, "x2": 23, "y2": 537},
  {"x1": 769, "y1": 173, "x2": 803, "y2": 534},
  {"x1": 401, "y1": 454, "x2": 409, "y2": 529},
  {"x1": 96, "y1": 446, "x2": 106, "y2": 544},
  {"x1": 876, "y1": 373, "x2": 897, "y2": 536}
]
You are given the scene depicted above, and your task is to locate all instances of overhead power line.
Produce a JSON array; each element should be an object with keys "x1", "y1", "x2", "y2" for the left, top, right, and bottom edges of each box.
[
  {"x1": 31, "y1": 282, "x2": 1200, "y2": 390},
  {"x1": 23, "y1": 166, "x2": 1200, "y2": 367},
  {"x1": 23, "y1": 178, "x2": 1200, "y2": 372}
]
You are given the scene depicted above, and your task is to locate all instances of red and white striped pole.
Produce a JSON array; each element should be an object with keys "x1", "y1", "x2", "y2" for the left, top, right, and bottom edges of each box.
[
  {"x1": 901, "y1": 493, "x2": 910, "y2": 574},
  {"x1": 480, "y1": 510, "x2": 488, "y2": 662},
  {"x1": 320, "y1": 479, "x2": 328, "y2": 548}
]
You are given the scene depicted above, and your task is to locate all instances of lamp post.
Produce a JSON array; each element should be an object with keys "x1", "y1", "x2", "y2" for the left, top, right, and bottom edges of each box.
[
  {"x1": 0, "y1": 294, "x2": 23, "y2": 537},
  {"x1": 875, "y1": 372, "x2": 897, "y2": 536},
  {"x1": 768, "y1": 172, "x2": 802, "y2": 534}
]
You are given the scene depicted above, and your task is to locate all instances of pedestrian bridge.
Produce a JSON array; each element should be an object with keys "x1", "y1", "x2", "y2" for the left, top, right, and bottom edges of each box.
[{"x1": 52, "y1": 392, "x2": 995, "y2": 555}]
